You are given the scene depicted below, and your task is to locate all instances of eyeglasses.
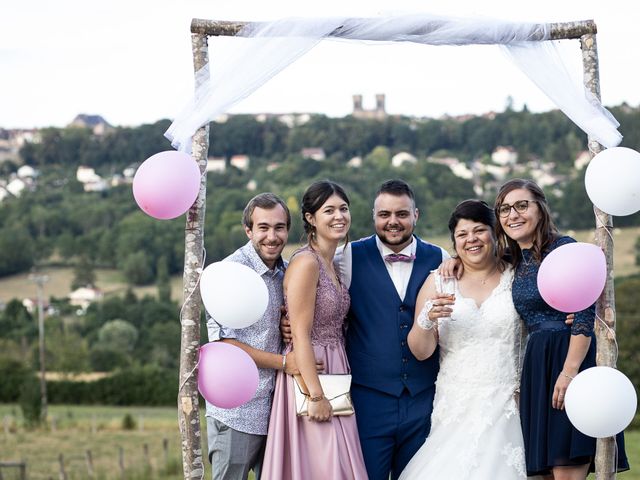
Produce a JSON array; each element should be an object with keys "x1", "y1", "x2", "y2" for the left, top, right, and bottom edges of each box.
[{"x1": 496, "y1": 200, "x2": 536, "y2": 217}]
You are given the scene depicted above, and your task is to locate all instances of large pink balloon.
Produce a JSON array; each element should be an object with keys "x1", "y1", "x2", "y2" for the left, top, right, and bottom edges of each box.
[
  {"x1": 132, "y1": 151, "x2": 200, "y2": 220},
  {"x1": 198, "y1": 342, "x2": 259, "y2": 409},
  {"x1": 537, "y1": 242, "x2": 606, "y2": 313}
]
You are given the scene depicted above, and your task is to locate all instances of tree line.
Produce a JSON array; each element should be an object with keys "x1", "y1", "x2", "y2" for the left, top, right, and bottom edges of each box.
[{"x1": 1, "y1": 103, "x2": 640, "y2": 282}]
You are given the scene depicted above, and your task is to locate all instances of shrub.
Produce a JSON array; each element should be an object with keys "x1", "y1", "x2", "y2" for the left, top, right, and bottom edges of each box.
[
  {"x1": 122, "y1": 412, "x2": 136, "y2": 430},
  {"x1": 0, "y1": 358, "x2": 31, "y2": 402},
  {"x1": 18, "y1": 375, "x2": 42, "y2": 427}
]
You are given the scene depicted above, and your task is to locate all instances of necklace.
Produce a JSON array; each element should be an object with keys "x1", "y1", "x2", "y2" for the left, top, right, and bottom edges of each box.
[{"x1": 469, "y1": 265, "x2": 498, "y2": 285}]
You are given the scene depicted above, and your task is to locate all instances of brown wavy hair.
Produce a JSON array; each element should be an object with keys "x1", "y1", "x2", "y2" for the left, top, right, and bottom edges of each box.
[
  {"x1": 301, "y1": 180, "x2": 350, "y2": 247},
  {"x1": 494, "y1": 179, "x2": 559, "y2": 268}
]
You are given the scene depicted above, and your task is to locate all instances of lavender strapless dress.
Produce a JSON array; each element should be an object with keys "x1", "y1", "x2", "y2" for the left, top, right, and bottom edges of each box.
[{"x1": 261, "y1": 247, "x2": 368, "y2": 480}]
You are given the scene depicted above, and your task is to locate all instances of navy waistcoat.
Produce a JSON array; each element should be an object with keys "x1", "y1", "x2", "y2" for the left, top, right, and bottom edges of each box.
[{"x1": 346, "y1": 235, "x2": 442, "y2": 397}]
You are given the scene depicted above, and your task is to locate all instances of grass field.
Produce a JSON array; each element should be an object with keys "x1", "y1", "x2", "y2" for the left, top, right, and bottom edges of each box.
[
  {"x1": 0, "y1": 404, "x2": 637, "y2": 479},
  {"x1": 0, "y1": 405, "x2": 200, "y2": 480}
]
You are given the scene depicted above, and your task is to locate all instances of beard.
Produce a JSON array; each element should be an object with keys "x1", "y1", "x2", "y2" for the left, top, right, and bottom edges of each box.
[{"x1": 377, "y1": 228, "x2": 413, "y2": 247}]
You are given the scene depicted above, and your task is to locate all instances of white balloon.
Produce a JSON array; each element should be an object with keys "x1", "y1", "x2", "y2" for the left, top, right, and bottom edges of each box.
[
  {"x1": 565, "y1": 366, "x2": 637, "y2": 438},
  {"x1": 200, "y1": 261, "x2": 269, "y2": 329},
  {"x1": 585, "y1": 147, "x2": 640, "y2": 216}
]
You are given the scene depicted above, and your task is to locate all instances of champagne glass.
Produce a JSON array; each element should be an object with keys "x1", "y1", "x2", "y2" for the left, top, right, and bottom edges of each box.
[{"x1": 437, "y1": 276, "x2": 457, "y2": 321}]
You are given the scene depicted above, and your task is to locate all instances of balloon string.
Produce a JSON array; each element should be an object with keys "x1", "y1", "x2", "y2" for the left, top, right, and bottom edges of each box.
[
  {"x1": 590, "y1": 214, "x2": 622, "y2": 480},
  {"x1": 594, "y1": 312, "x2": 619, "y2": 365},
  {"x1": 177, "y1": 245, "x2": 207, "y2": 394},
  {"x1": 593, "y1": 205, "x2": 615, "y2": 244},
  {"x1": 614, "y1": 437, "x2": 619, "y2": 478},
  {"x1": 176, "y1": 245, "x2": 207, "y2": 480},
  {"x1": 179, "y1": 247, "x2": 207, "y2": 322}
]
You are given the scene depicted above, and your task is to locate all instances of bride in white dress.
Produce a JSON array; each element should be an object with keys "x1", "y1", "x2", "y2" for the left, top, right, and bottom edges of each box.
[{"x1": 400, "y1": 200, "x2": 527, "y2": 480}]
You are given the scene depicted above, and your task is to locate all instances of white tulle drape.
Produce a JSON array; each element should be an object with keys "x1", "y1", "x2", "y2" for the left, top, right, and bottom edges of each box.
[{"x1": 165, "y1": 14, "x2": 621, "y2": 153}]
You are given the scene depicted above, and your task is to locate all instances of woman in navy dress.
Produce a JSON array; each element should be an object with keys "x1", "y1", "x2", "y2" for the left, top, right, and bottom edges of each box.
[{"x1": 494, "y1": 178, "x2": 628, "y2": 479}]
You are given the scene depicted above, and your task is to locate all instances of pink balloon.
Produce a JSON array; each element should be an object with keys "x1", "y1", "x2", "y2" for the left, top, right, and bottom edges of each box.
[
  {"x1": 537, "y1": 242, "x2": 606, "y2": 313},
  {"x1": 197, "y1": 342, "x2": 259, "y2": 409},
  {"x1": 132, "y1": 151, "x2": 200, "y2": 220}
]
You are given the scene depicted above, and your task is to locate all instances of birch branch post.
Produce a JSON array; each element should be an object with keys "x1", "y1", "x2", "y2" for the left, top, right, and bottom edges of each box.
[
  {"x1": 177, "y1": 31, "x2": 210, "y2": 480},
  {"x1": 579, "y1": 31, "x2": 618, "y2": 480}
]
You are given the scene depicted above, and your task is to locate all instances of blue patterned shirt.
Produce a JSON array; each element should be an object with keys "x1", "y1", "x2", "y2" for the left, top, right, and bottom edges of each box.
[{"x1": 205, "y1": 241, "x2": 285, "y2": 435}]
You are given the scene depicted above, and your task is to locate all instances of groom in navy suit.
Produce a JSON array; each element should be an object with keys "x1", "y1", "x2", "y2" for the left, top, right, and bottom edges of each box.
[{"x1": 337, "y1": 179, "x2": 449, "y2": 480}]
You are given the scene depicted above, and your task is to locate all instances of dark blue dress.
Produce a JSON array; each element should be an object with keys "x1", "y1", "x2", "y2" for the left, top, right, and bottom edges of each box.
[{"x1": 513, "y1": 235, "x2": 629, "y2": 476}]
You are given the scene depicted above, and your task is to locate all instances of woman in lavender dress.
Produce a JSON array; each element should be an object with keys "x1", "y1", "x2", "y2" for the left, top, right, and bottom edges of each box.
[{"x1": 262, "y1": 180, "x2": 367, "y2": 480}]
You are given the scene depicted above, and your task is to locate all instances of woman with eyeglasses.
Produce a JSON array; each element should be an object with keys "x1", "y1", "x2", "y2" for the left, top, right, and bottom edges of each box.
[{"x1": 494, "y1": 178, "x2": 628, "y2": 479}]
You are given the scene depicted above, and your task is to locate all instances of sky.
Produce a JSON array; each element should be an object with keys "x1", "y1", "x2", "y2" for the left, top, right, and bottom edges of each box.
[{"x1": 1, "y1": 0, "x2": 639, "y2": 130}]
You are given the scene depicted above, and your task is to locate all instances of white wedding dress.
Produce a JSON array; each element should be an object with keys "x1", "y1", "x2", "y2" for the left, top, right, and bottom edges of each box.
[{"x1": 400, "y1": 268, "x2": 527, "y2": 480}]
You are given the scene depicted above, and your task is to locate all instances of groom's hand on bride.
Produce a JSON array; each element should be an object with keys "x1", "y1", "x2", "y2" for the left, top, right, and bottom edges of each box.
[
  {"x1": 280, "y1": 306, "x2": 292, "y2": 343},
  {"x1": 438, "y1": 257, "x2": 463, "y2": 280}
]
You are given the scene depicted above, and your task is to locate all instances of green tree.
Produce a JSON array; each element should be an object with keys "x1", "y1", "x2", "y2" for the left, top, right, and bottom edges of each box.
[
  {"x1": 366, "y1": 146, "x2": 391, "y2": 169},
  {"x1": 71, "y1": 256, "x2": 96, "y2": 290},
  {"x1": 0, "y1": 299, "x2": 35, "y2": 342},
  {"x1": 98, "y1": 319, "x2": 138, "y2": 354},
  {"x1": 46, "y1": 330, "x2": 91, "y2": 373},
  {"x1": 122, "y1": 251, "x2": 154, "y2": 285},
  {"x1": 156, "y1": 255, "x2": 171, "y2": 301},
  {"x1": 0, "y1": 225, "x2": 34, "y2": 275}
]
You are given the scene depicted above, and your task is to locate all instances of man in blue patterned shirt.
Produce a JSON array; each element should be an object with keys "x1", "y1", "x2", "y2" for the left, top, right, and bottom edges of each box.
[{"x1": 206, "y1": 192, "x2": 302, "y2": 480}]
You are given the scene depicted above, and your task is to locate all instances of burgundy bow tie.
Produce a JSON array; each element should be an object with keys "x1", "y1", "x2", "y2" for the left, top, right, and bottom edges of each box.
[{"x1": 385, "y1": 253, "x2": 416, "y2": 263}]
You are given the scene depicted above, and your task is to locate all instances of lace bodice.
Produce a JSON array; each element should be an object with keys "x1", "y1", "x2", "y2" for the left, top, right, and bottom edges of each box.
[
  {"x1": 427, "y1": 268, "x2": 522, "y2": 389},
  {"x1": 286, "y1": 246, "x2": 350, "y2": 347},
  {"x1": 403, "y1": 267, "x2": 527, "y2": 479}
]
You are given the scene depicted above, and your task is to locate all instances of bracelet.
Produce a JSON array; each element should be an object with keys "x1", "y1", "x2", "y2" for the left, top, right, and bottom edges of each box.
[
  {"x1": 560, "y1": 371, "x2": 575, "y2": 380},
  {"x1": 308, "y1": 394, "x2": 325, "y2": 402},
  {"x1": 417, "y1": 300, "x2": 436, "y2": 331},
  {"x1": 282, "y1": 354, "x2": 287, "y2": 371}
]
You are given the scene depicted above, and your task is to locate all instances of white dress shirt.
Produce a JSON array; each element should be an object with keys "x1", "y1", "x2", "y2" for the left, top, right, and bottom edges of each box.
[
  {"x1": 335, "y1": 236, "x2": 450, "y2": 301},
  {"x1": 376, "y1": 236, "x2": 416, "y2": 300}
]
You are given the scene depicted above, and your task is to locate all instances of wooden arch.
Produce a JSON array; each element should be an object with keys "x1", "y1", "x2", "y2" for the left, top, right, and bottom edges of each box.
[{"x1": 177, "y1": 18, "x2": 619, "y2": 479}]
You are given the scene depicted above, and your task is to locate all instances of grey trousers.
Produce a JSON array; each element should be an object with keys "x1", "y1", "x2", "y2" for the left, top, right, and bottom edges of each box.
[{"x1": 207, "y1": 417, "x2": 267, "y2": 480}]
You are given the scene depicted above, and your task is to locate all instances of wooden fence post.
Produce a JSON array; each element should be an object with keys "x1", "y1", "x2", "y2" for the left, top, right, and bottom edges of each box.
[
  {"x1": 85, "y1": 449, "x2": 95, "y2": 478},
  {"x1": 0, "y1": 461, "x2": 27, "y2": 480},
  {"x1": 118, "y1": 446, "x2": 125, "y2": 479},
  {"x1": 163, "y1": 437, "x2": 169, "y2": 467},
  {"x1": 58, "y1": 453, "x2": 68, "y2": 480},
  {"x1": 143, "y1": 443, "x2": 151, "y2": 470},
  {"x1": 2, "y1": 416, "x2": 11, "y2": 436}
]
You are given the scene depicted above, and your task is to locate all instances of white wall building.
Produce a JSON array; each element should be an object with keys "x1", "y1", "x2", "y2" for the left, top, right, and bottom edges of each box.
[
  {"x1": 76, "y1": 166, "x2": 101, "y2": 184},
  {"x1": 230, "y1": 155, "x2": 250, "y2": 170},
  {"x1": 206, "y1": 157, "x2": 226, "y2": 172},
  {"x1": 491, "y1": 146, "x2": 518, "y2": 166},
  {"x1": 391, "y1": 152, "x2": 417, "y2": 168}
]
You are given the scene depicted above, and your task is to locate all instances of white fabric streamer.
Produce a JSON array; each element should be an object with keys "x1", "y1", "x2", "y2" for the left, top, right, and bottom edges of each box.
[
  {"x1": 503, "y1": 41, "x2": 622, "y2": 148},
  {"x1": 165, "y1": 13, "x2": 622, "y2": 153}
]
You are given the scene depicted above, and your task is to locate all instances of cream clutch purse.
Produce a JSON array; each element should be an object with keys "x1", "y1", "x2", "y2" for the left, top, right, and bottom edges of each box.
[{"x1": 293, "y1": 373, "x2": 354, "y2": 416}]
